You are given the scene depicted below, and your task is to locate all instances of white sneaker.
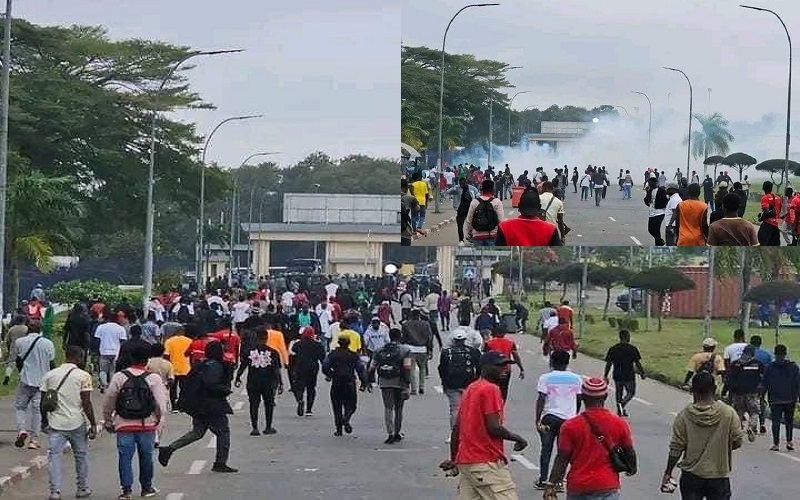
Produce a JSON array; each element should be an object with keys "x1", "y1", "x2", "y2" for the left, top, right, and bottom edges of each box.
[
  {"x1": 445, "y1": 436, "x2": 451, "y2": 443},
  {"x1": 457, "y1": 241, "x2": 465, "y2": 246}
]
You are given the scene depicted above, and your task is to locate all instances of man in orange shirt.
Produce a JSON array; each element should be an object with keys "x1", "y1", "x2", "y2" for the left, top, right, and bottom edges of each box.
[
  {"x1": 675, "y1": 183, "x2": 710, "y2": 246},
  {"x1": 556, "y1": 301, "x2": 574, "y2": 330},
  {"x1": 265, "y1": 321, "x2": 289, "y2": 368},
  {"x1": 163, "y1": 324, "x2": 193, "y2": 412}
]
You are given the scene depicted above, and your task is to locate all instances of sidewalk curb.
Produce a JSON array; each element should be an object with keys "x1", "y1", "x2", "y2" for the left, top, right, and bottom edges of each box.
[
  {"x1": 412, "y1": 215, "x2": 457, "y2": 241},
  {"x1": 0, "y1": 454, "x2": 49, "y2": 494}
]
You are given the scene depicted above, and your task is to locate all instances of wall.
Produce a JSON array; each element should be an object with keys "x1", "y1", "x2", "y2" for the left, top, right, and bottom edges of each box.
[{"x1": 282, "y1": 194, "x2": 398, "y2": 225}]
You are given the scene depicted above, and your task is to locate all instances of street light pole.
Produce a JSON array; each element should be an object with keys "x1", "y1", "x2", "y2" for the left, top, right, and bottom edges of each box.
[
  {"x1": 435, "y1": 3, "x2": 500, "y2": 214},
  {"x1": 142, "y1": 48, "x2": 242, "y2": 306},
  {"x1": 741, "y1": 5, "x2": 792, "y2": 189},
  {"x1": 664, "y1": 67, "x2": 693, "y2": 179},
  {"x1": 611, "y1": 105, "x2": 630, "y2": 116},
  {"x1": 508, "y1": 91, "x2": 530, "y2": 146},
  {"x1": 488, "y1": 96, "x2": 493, "y2": 168},
  {"x1": 197, "y1": 114, "x2": 262, "y2": 287},
  {"x1": 0, "y1": 0, "x2": 12, "y2": 318},
  {"x1": 631, "y1": 91, "x2": 652, "y2": 158}
]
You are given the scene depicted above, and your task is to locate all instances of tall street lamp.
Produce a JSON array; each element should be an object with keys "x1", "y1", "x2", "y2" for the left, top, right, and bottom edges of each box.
[
  {"x1": 508, "y1": 91, "x2": 530, "y2": 146},
  {"x1": 631, "y1": 91, "x2": 652, "y2": 157},
  {"x1": 435, "y1": 3, "x2": 500, "y2": 213},
  {"x1": 664, "y1": 67, "x2": 693, "y2": 179},
  {"x1": 520, "y1": 105, "x2": 537, "y2": 136},
  {"x1": 142, "y1": 49, "x2": 243, "y2": 306},
  {"x1": 197, "y1": 114, "x2": 262, "y2": 285},
  {"x1": 0, "y1": 0, "x2": 12, "y2": 317},
  {"x1": 611, "y1": 105, "x2": 630, "y2": 116},
  {"x1": 741, "y1": 5, "x2": 792, "y2": 189}
]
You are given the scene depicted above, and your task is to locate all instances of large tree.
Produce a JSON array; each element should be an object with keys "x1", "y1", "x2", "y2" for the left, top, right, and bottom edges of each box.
[{"x1": 685, "y1": 113, "x2": 735, "y2": 161}]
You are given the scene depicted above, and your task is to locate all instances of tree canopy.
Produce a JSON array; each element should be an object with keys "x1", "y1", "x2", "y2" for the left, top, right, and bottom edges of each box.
[
  {"x1": 684, "y1": 113, "x2": 735, "y2": 161},
  {"x1": 721, "y1": 152, "x2": 757, "y2": 181}
]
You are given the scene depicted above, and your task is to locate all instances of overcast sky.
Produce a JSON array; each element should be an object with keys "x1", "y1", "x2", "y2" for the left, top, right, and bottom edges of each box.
[
  {"x1": 403, "y1": 0, "x2": 800, "y2": 124},
  {"x1": 20, "y1": 0, "x2": 399, "y2": 167}
]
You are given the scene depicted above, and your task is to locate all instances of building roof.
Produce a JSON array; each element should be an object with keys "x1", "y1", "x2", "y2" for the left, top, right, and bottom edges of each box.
[
  {"x1": 525, "y1": 133, "x2": 585, "y2": 141},
  {"x1": 241, "y1": 223, "x2": 399, "y2": 235}
]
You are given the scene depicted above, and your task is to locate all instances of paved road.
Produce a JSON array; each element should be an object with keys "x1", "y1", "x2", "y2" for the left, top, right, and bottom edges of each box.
[{"x1": 5, "y1": 309, "x2": 800, "y2": 498}]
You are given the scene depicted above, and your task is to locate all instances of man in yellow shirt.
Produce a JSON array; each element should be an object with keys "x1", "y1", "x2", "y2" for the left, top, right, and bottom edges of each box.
[
  {"x1": 163, "y1": 325, "x2": 192, "y2": 412},
  {"x1": 333, "y1": 323, "x2": 362, "y2": 354},
  {"x1": 410, "y1": 172, "x2": 430, "y2": 231}
]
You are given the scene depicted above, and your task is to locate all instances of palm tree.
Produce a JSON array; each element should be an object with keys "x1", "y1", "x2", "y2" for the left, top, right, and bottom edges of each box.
[
  {"x1": 6, "y1": 171, "x2": 84, "y2": 305},
  {"x1": 401, "y1": 99, "x2": 429, "y2": 151},
  {"x1": 684, "y1": 113, "x2": 735, "y2": 161}
]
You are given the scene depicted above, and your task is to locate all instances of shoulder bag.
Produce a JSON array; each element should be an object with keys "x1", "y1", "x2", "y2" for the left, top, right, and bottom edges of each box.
[
  {"x1": 41, "y1": 367, "x2": 78, "y2": 413},
  {"x1": 582, "y1": 412, "x2": 636, "y2": 474},
  {"x1": 15, "y1": 336, "x2": 42, "y2": 372}
]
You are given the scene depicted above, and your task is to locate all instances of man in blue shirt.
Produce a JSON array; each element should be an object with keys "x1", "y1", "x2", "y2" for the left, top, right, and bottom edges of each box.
[{"x1": 750, "y1": 335, "x2": 774, "y2": 435}]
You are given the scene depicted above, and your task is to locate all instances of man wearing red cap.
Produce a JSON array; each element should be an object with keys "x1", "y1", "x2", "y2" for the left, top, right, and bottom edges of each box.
[
  {"x1": 290, "y1": 327, "x2": 325, "y2": 417},
  {"x1": 543, "y1": 377, "x2": 636, "y2": 500}
]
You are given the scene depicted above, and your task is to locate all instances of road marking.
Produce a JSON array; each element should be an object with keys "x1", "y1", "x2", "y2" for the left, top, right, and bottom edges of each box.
[
  {"x1": 186, "y1": 460, "x2": 206, "y2": 475},
  {"x1": 777, "y1": 452, "x2": 800, "y2": 464},
  {"x1": 609, "y1": 216, "x2": 616, "y2": 222},
  {"x1": 630, "y1": 236, "x2": 642, "y2": 246},
  {"x1": 633, "y1": 397, "x2": 653, "y2": 406},
  {"x1": 577, "y1": 234, "x2": 583, "y2": 238},
  {"x1": 166, "y1": 494, "x2": 185, "y2": 500},
  {"x1": 433, "y1": 385, "x2": 444, "y2": 394},
  {"x1": 511, "y1": 454, "x2": 539, "y2": 470},
  {"x1": 233, "y1": 401, "x2": 244, "y2": 411},
  {"x1": 668, "y1": 411, "x2": 678, "y2": 417},
  {"x1": 206, "y1": 436, "x2": 217, "y2": 449}
]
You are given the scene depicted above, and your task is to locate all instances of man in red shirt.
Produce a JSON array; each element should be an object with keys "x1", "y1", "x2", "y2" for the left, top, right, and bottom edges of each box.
[
  {"x1": 495, "y1": 188, "x2": 563, "y2": 246},
  {"x1": 208, "y1": 319, "x2": 241, "y2": 369},
  {"x1": 786, "y1": 188, "x2": 800, "y2": 245},
  {"x1": 543, "y1": 317, "x2": 578, "y2": 359},
  {"x1": 556, "y1": 300, "x2": 573, "y2": 329},
  {"x1": 543, "y1": 377, "x2": 637, "y2": 499},
  {"x1": 439, "y1": 352, "x2": 528, "y2": 500},
  {"x1": 757, "y1": 181, "x2": 782, "y2": 246},
  {"x1": 484, "y1": 330, "x2": 525, "y2": 402}
]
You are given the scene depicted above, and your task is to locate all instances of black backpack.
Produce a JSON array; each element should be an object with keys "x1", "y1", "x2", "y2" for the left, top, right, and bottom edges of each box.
[
  {"x1": 176, "y1": 304, "x2": 191, "y2": 323},
  {"x1": 697, "y1": 353, "x2": 716, "y2": 374},
  {"x1": 444, "y1": 345, "x2": 478, "y2": 389},
  {"x1": 472, "y1": 197, "x2": 499, "y2": 232},
  {"x1": 375, "y1": 343, "x2": 405, "y2": 379},
  {"x1": 115, "y1": 370, "x2": 157, "y2": 420},
  {"x1": 177, "y1": 361, "x2": 209, "y2": 416},
  {"x1": 401, "y1": 205, "x2": 412, "y2": 233}
]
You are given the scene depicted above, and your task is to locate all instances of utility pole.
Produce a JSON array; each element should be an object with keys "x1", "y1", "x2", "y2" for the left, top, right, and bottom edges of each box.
[
  {"x1": 645, "y1": 247, "x2": 652, "y2": 331},
  {"x1": 488, "y1": 96, "x2": 493, "y2": 168},
  {"x1": 705, "y1": 247, "x2": 714, "y2": 336},
  {"x1": 0, "y1": 0, "x2": 12, "y2": 318},
  {"x1": 578, "y1": 248, "x2": 588, "y2": 340}
]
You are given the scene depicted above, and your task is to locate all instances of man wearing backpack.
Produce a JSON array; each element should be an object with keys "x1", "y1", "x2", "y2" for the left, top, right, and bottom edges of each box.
[
  {"x1": 465, "y1": 179, "x2": 504, "y2": 246},
  {"x1": 726, "y1": 345, "x2": 764, "y2": 443},
  {"x1": 438, "y1": 329, "x2": 480, "y2": 436},
  {"x1": 401, "y1": 310, "x2": 433, "y2": 395},
  {"x1": 683, "y1": 338, "x2": 726, "y2": 390},
  {"x1": 369, "y1": 328, "x2": 412, "y2": 444},
  {"x1": 102, "y1": 341, "x2": 167, "y2": 499}
]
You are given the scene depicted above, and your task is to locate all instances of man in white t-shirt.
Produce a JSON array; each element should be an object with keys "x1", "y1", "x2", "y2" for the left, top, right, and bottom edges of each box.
[
  {"x1": 231, "y1": 297, "x2": 251, "y2": 331},
  {"x1": 540, "y1": 182, "x2": 567, "y2": 238},
  {"x1": 664, "y1": 182, "x2": 683, "y2": 246},
  {"x1": 206, "y1": 291, "x2": 228, "y2": 314},
  {"x1": 534, "y1": 349, "x2": 583, "y2": 489},
  {"x1": 281, "y1": 290, "x2": 295, "y2": 315},
  {"x1": 94, "y1": 318, "x2": 127, "y2": 392},
  {"x1": 324, "y1": 281, "x2": 339, "y2": 301},
  {"x1": 425, "y1": 290, "x2": 440, "y2": 328},
  {"x1": 723, "y1": 328, "x2": 749, "y2": 370},
  {"x1": 444, "y1": 169, "x2": 455, "y2": 187}
]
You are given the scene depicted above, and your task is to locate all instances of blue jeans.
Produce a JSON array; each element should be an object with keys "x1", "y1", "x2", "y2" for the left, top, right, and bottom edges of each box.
[
  {"x1": 538, "y1": 414, "x2": 565, "y2": 483},
  {"x1": 622, "y1": 185, "x2": 632, "y2": 199},
  {"x1": 581, "y1": 186, "x2": 589, "y2": 200},
  {"x1": 567, "y1": 491, "x2": 621, "y2": 500},
  {"x1": 117, "y1": 430, "x2": 156, "y2": 493},
  {"x1": 15, "y1": 382, "x2": 41, "y2": 438},
  {"x1": 473, "y1": 238, "x2": 496, "y2": 247},
  {"x1": 48, "y1": 425, "x2": 89, "y2": 494},
  {"x1": 412, "y1": 205, "x2": 427, "y2": 230}
]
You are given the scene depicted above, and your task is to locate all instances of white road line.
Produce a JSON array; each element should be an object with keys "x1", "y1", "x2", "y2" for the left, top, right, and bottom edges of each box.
[
  {"x1": 233, "y1": 401, "x2": 244, "y2": 411},
  {"x1": 668, "y1": 411, "x2": 678, "y2": 417},
  {"x1": 577, "y1": 234, "x2": 583, "y2": 238},
  {"x1": 630, "y1": 236, "x2": 643, "y2": 246},
  {"x1": 433, "y1": 385, "x2": 444, "y2": 394},
  {"x1": 166, "y1": 494, "x2": 185, "y2": 500},
  {"x1": 777, "y1": 452, "x2": 800, "y2": 464},
  {"x1": 206, "y1": 436, "x2": 217, "y2": 449},
  {"x1": 186, "y1": 460, "x2": 206, "y2": 475},
  {"x1": 609, "y1": 216, "x2": 616, "y2": 222},
  {"x1": 633, "y1": 397, "x2": 653, "y2": 406},
  {"x1": 511, "y1": 454, "x2": 539, "y2": 470}
]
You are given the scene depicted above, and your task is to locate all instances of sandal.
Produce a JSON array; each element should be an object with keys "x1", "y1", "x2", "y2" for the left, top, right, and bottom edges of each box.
[{"x1": 27, "y1": 440, "x2": 40, "y2": 450}]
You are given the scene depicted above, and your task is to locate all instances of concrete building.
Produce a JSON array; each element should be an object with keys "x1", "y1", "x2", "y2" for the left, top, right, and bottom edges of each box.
[
  {"x1": 522, "y1": 121, "x2": 594, "y2": 153},
  {"x1": 436, "y1": 246, "x2": 510, "y2": 297},
  {"x1": 242, "y1": 193, "x2": 400, "y2": 276}
]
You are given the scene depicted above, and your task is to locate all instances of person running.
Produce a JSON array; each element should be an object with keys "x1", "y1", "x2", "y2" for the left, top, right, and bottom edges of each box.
[
  {"x1": 458, "y1": 295, "x2": 474, "y2": 328},
  {"x1": 93, "y1": 315, "x2": 127, "y2": 393},
  {"x1": 538, "y1": 302, "x2": 556, "y2": 338},
  {"x1": 707, "y1": 193, "x2": 759, "y2": 246},
  {"x1": 723, "y1": 329, "x2": 749, "y2": 371},
  {"x1": 102, "y1": 340, "x2": 167, "y2": 499},
  {"x1": 465, "y1": 179, "x2": 504, "y2": 246},
  {"x1": 664, "y1": 183, "x2": 683, "y2": 246},
  {"x1": 163, "y1": 324, "x2": 192, "y2": 413},
  {"x1": 683, "y1": 338, "x2": 726, "y2": 389},
  {"x1": 661, "y1": 372, "x2": 743, "y2": 499},
  {"x1": 159, "y1": 342, "x2": 238, "y2": 474},
  {"x1": 290, "y1": 326, "x2": 325, "y2": 416},
  {"x1": 41, "y1": 346, "x2": 97, "y2": 500},
  {"x1": 322, "y1": 336, "x2": 369, "y2": 436},
  {"x1": 592, "y1": 168, "x2": 608, "y2": 207},
  {"x1": 439, "y1": 352, "x2": 528, "y2": 500},
  {"x1": 446, "y1": 177, "x2": 480, "y2": 246},
  {"x1": 749, "y1": 335, "x2": 774, "y2": 435},
  {"x1": 495, "y1": 187, "x2": 563, "y2": 246},
  {"x1": 400, "y1": 310, "x2": 433, "y2": 395},
  {"x1": 145, "y1": 343, "x2": 174, "y2": 446},
  {"x1": 727, "y1": 344, "x2": 764, "y2": 443},
  {"x1": 409, "y1": 172, "x2": 430, "y2": 231},
  {"x1": 556, "y1": 300, "x2": 573, "y2": 329},
  {"x1": 644, "y1": 176, "x2": 668, "y2": 246},
  {"x1": 543, "y1": 317, "x2": 578, "y2": 359},
  {"x1": 439, "y1": 329, "x2": 481, "y2": 438},
  {"x1": 543, "y1": 377, "x2": 637, "y2": 500},
  {"x1": 603, "y1": 329, "x2": 646, "y2": 417},
  {"x1": 235, "y1": 329, "x2": 283, "y2": 436},
  {"x1": 539, "y1": 181, "x2": 569, "y2": 238},
  {"x1": 369, "y1": 328, "x2": 412, "y2": 444},
  {"x1": 484, "y1": 329, "x2": 524, "y2": 402},
  {"x1": 762, "y1": 344, "x2": 800, "y2": 451},
  {"x1": 675, "y1": 183, "x2": 709, "y2": 246},
  {"x1": 579, "y1": 170, "x2": 592, "y2": 201},
  {"x1": 621, "y1": 170, "x2": 633, "y2": 200},
  {"x1": 535, "y1": 350, "x2": 583, "y2": 490},
  {"x1": 758, "y1": 181, "x2": 782, "y2": 246},
  {"x1": 5, "y1": 320, "x2": 55, "y2": 450}
]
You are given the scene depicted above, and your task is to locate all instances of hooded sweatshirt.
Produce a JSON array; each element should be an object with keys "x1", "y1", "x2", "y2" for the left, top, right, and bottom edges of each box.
[
  {"x1": 762, "y1": 358, "x2": 800, "y2": 404},
  {"x1": 669, "y1": 400, "x2": 743, "y2": 479}
]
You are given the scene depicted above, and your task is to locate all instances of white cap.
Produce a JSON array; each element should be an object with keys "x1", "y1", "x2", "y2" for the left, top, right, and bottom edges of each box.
[{"x1": 451, "y1": 329, "x2": 468, "y2": 340}]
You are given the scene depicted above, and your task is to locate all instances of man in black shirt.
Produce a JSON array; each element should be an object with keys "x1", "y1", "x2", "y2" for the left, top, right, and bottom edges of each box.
[
  {"x1": 702, "y1": 175, "x2": 715, "y2": 211},
  {"x1": 732, "y1": 182, "x2": 748, "y2": 218},
  {"x1": 290, "y1": 326, "x2": 325, "y2": 416},
  {"x1": 322, "y1": 336, "x2": 368, "y2": 436},
  {"x1": 235, "y1": 329, "x2": 283, "y2": 436},
  {"x1": 603, "y1": 329, "x2": 646, "y2": 417}
]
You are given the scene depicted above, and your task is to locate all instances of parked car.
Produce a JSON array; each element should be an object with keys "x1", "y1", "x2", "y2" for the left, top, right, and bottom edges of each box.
[{"x1": 615, "y1": 288, "x2": 645, "y2": 312}]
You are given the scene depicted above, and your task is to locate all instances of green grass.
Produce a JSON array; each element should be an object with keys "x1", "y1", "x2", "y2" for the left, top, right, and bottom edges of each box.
[
  {"x1": 0, "y1": 311, "x2": 68, "y2": 398},
  {"x1": 743, "y1": 198, "x2": 762, "y2": 226}
]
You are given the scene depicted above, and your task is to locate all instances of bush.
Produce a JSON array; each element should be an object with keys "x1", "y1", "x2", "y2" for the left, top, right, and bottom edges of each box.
[
  {"x1": 154, "y1": 270, "x2": 182, "y2": 294},
  {"x1": 586, "y1": 314, "x2": 595, "y2": 325},
  {"x1": 49, "y1": 280, "x2": 137, "y2": 306},
  {"x1": 608, "y1": 317, "x2": 618, "y2": 328},
  {"x1": 615, "y1": 318, "x2": 640, "y2": 332}
]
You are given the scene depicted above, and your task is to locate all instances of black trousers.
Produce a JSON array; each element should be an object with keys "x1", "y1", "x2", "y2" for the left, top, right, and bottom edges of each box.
[
  {"x1": 649, "y1": 214, "x2": 666, "y2": 246},
  {"x1": 679, "y1": 471, "x2": 731, "y2": 500},
  {"x1": 247, "y1": 381, "x2": 276, "y2": 430},
  {"x1": 771, "y1": 402, "x2": 795, "y2": 445},
  {"x1": 758, "y1": 223, "x2": 781, "y2": 246},
  {"x1": 615, "y1": 379, "x2": 636, "y2": 408},
  {"x1": 497, "y1": 375, "x2": 511, "y2": 402},
  {"x1": 401, "y1": 237, "x2": 411, "y2": 246},
  {"x1": 169, "y1": 413, "x2": 231, "y2": 466},
  {"x1": 440, "y1": 312, "x2": 450, "y2": 331},
  {"x1": 170, "y1": 375, "x2": 186, "y2": 410},
  {"x1": 330, "y1": 382, "x2": 358, "y2": 431},
  {"x1": 293, "y1": 370, "x2": 318, "y2": 412},
  {"x1": 456, "y1": 210, "x2": 468, "y2": 242}
]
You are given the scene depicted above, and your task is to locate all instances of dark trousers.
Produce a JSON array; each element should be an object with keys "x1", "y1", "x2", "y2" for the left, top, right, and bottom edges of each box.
[
  {"x1": 331, "y1": 382, "x2": 357, "y2": 432},
  {"x1": 679, "y1": 471, "x2": 731, "y2": 500},
  {"x1": 594, "y1": 188, "x2": 604, "y2": 206},
  {"x1": 168, "y1": 414, "x2": 230, "y2": 466},
  {"x1": 602, "y1": 185, "x2": 607, "y2": 199},
  {"x1": 401, "y1": 237, "x2": 411, "y2": 246},
  {"x1": 440, "y1": 311, "x2": 450, "y2": 331},
  {"x1": 615, "y1": 379, "x2": 636, "y2": 409},
  {"x1": 401, "y1": 308, "x2": 411, "y2": 322},
  {"x1": 758, "y1": 223, "x2": 781, "y2": 246},
  {"x1": 381, "y1": 387, "x2": 405, "y2": 435},
  {"x1": 247, "y1": 382, "x2": 276, "y2": 430},
  {"x1": 293, "y1": 370, "x2": 318, "y2": 412},
  {"x1": 538, "y1": 414, "x2": 566, "y2": 483},
  {"x1": 170, "y1": 375, "x2": 186, "y2": 410},
  {"x1": 497, "y1": 375, "x2": 511, "y2": 402},
  {"x1": 649, "y1": 214, "x2": 666, "y2": 246},
  {"x1": 581, "y1": 186, "x2": 589, "y2": 200},
  {"x1": 573, "y1": 181, "x2": 578, "y2": 193},
  {"x1": 456, "y1": 210, "x2": 468, "y2": 242},
  {"x1": 770, "y1": 402, "x2": 795, "y2": 445}
]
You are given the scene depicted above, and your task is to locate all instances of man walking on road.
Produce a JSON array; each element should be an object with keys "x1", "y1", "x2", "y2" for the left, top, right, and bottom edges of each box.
[
  {"x1": 322, "y1": 336, "x2": 369, "y2": 436},
  {"x1": 290, "y1": 326, "x2": 325, "y2": 416},
  {"x1": 726, "y1": 345, "x2": 764, "y2": 442},
  {"x1": 675, "y1": 183, "x2": 709, "y2": 246},
  {"x1": 543, "y1": 317, "x2": 578, "y2": 360},
  {"x1": 592, "y1": 169, "x2": 608, "y2": 207},
  {"x1": 662, "y1": 371, "x2": 743, "y2": 499},
  {"x1": 369, "y1": 328, "x2": 412, "y2": 444},
  {"x1": 484, "y1": 329, "x2": 524, "y2": 402},
  {"x1": 439, "y1": 329, "x2": 481, "y2": 438},
  {"x1": 235, "y1": 329, "x2": 284, "y2": 436},
  {"x1": 465, "y1": 179, "x2": 504, "y2": 247},
  {"x1": 761, "y1": 344, "x2": 800, "y2": 451},
  {"x1": 41, "y1": 346, "x2": 97, "y2": 500},
  {"x1": 439, "y1": 351, "x2": 528, "y2": 500},
  {"x1": 401, "y1": 310, "x2": 433, "y2": 395},
  {"x1": 544, "y1": 377, "x2": 637, "y2": 500},
  {"x1": 446, "y1": 177, "x2": 479, "y2": 245},
  {"x1": 683, "y1": 338, "x2": 726, "y2": 389},
  {"x1": 438, "y1": 290, "x2": 453, "y2": 331},
  {"x1": 534, "y1": 350, "x2": 583, "y2": 491},
  {"x1": 603, "y1": 329, "x2": 646, "y2": 417}
]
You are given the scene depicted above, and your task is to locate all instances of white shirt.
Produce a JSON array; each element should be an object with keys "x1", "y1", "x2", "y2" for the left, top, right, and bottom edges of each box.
[
  {"x1": 665, "y1": 193, "x2": 683, "y2": 226},
  {"x1": 444, "y1": 171, "x2": 455, "y2": 185},
  {"x1": 40, "y1": 363, "x2": 93, "y2": 431},
  {"x1": 325, "y1": 283, "x2": 339, "y2": 301},
  {"x1": 723, "y1": 342, "x2": 749, "y2": 362},
  {"x1": 425, "y1": 292, "x2": 440, "y2": 312},
  {"x1": 537, "y1": 369, "x2": 583, "y2": 420},
  {"x1": 539, "y1": 192, "x2": 564, "y2": 226},
  {"x1": 231, "y1": 301, "x2": 250, "y2": 323},
  {"x1": 579, "y1": 174, "x2": 592, "y2": 188},
  {"x1": 94, "y1": 322, "x2": 127, "y2": 356},
  {"x1": 648, "y1": 191, "x2": 666, "y2": 218},
  {"x1": 281, "y1": 291, "x2": 295, "y2": 309},
  {"x1": 400, "y1": 293, "x2": 413, "y2": 309},
  {"x1": 317, "y1": 308, "x2": 333, "y2": 336},
  {"x1": 544, "y1": 316, "x2": 559, "y2": 332},
  {"x1": 207, "y1": 295, "x2": 228, "y2": 314}
]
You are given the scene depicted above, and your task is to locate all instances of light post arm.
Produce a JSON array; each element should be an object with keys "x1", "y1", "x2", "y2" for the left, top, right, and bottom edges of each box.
[
  {"x1": 508, "y1": 91, "x2": 530, "y2": 146},
  {"x1": 632, "y1": 91, "x2": 653, "y2": 158},
  {"x1": 664, "y1": 67, "x2": 693, "y2": 178}
]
